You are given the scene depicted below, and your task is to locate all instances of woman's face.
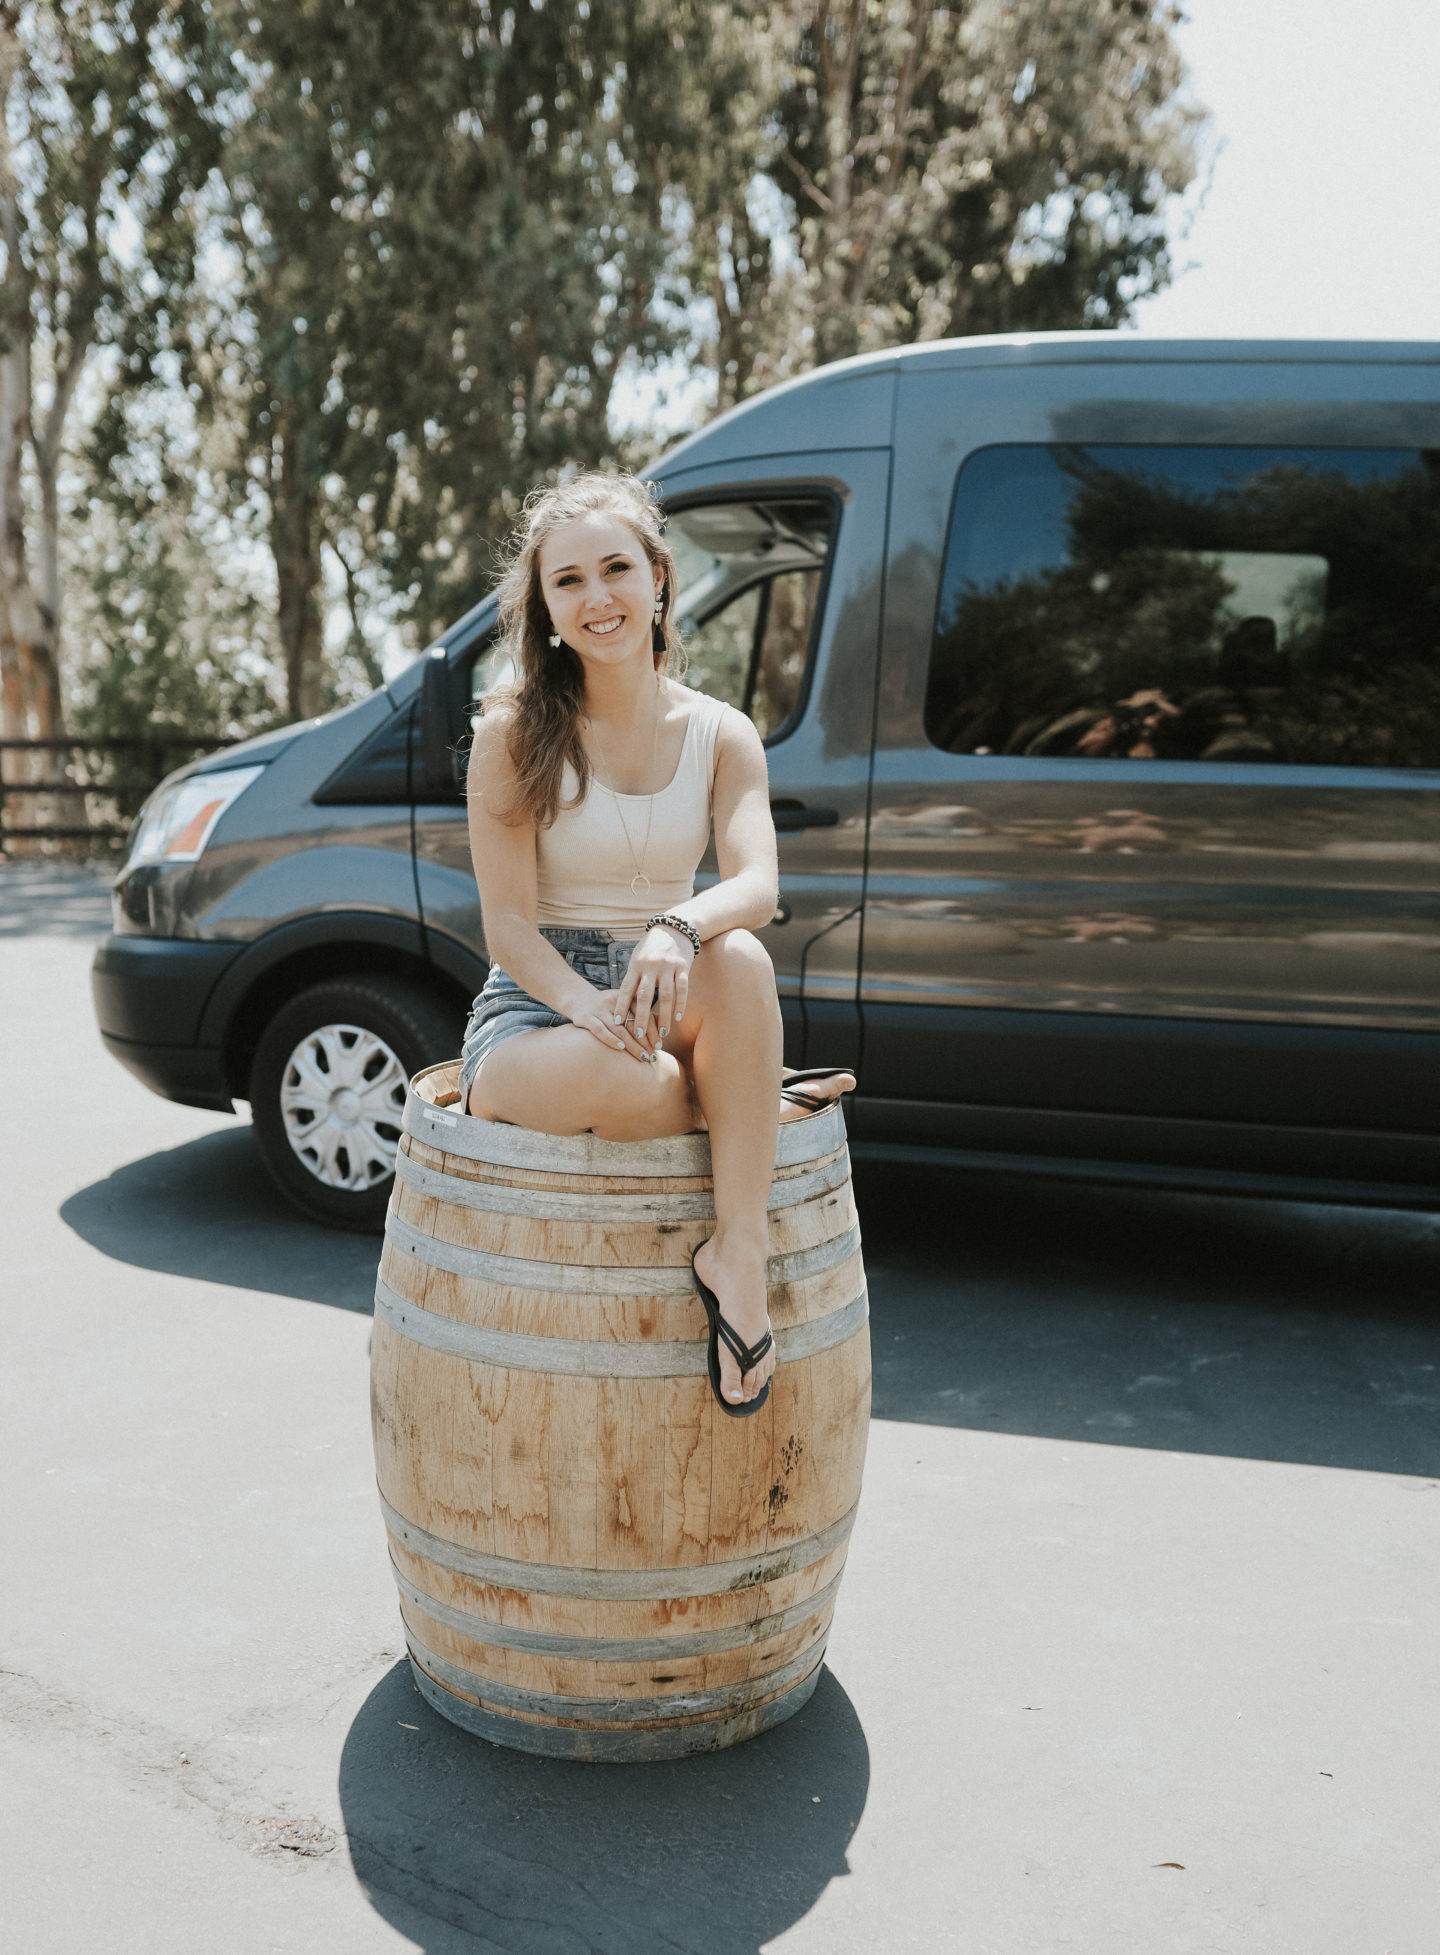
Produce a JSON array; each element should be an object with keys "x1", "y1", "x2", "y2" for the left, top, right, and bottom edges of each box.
[{"x1": 538, "y1": 513, "x2": 663, "y2": 674}]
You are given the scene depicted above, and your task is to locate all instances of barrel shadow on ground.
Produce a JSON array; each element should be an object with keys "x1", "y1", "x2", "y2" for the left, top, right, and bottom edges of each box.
[
  {"x1": 338, "y1": 1659, "x2": 867, "y2": 1955},
  {"x1": 59, "y1": 1126, "x2": 379, "y2": 1311},
  {"x1": 856, "y1": 1157, "x2": 1440, "y2": 1477}
]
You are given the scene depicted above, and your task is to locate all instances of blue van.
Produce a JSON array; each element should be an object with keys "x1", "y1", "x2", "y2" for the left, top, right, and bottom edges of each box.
[{"x1": 93, "y1": 333, "x2": 1440, "y2": 1225}]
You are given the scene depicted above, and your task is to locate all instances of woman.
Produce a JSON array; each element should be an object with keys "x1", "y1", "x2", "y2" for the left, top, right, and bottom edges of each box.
[{"x1": 460, "y1": 473, "x2": 855, "y2": 1414}]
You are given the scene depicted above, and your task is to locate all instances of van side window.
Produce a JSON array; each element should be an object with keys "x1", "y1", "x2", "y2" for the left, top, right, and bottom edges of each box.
[
  {"x1": 924, "y1": 444, "x2": 1440, "y2": 768},
  {"x1": 669, "y1": 496, "x2": 834, "y2": 740}
]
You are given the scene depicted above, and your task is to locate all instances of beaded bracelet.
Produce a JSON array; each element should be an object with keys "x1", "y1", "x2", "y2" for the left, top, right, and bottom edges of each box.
[{"x1": 647, "y1": 911, "x2": 702, "y2": 956}]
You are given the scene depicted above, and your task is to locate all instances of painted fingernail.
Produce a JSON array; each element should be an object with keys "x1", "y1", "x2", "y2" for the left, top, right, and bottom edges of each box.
[{"x1": 613, "y1": 1015, "x2": 622, "y2": 1025}]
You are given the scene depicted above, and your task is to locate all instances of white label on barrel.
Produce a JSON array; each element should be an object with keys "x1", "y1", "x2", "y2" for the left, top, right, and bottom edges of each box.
[{"x1": 428, "y1": 1111, "x2": 458, "y2": 1127}]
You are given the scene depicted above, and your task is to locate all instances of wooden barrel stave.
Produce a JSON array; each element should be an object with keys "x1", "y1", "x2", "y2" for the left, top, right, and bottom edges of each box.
[
  {"x1": 384, "y1": 1533, "x2": 854, "y2": 1649},
  {"x1": 397, "y1": 1579, "x2": 837, "y2": 1701},
  {"x1": 386, "y1": 1172, "x2": 858, "y2": 1269},
  {"x1": 405, "y1": 1644, "x2": 829, "y2": 1757},
  {"x1": 376, "y1": 1232, "x2": 866, "y2": 1347},
  {"x1": 404, "y1": 1672, "x2": 829, "y2": 1763},
  {"x1": 386, "y1": 1537, "x2": 851, "y2": 1656},
  {"x1": 370, "y1": 1060, "x2": 869, "y2": 1758},
  {"x1": 401, "y1": 1128, "x2": 849, "y2": 1202},
  {"x1": 373, "y1": 1330, "x2": 867, "y2": 1568}
]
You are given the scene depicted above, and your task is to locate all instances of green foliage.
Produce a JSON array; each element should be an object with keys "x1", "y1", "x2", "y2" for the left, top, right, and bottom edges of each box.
[
  {"x1": 48, "y1": 0, "x2": 1203, "y2": 739},
  {"x1": 199, "y1": 0, "x2": 733, "y2": 714},
  {"x1": 66, "y1": 399, "x2": 279, "y2": 753},
  {"x1": 767, "y1": 0, "x2": 1203, "y2": 367},
  {"x1": 0, "y1": 0, "x2": 225, "y2": 755}
]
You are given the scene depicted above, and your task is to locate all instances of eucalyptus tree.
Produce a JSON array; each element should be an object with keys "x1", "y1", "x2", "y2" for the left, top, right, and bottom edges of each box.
[
  {"x1": 211, "y1": 0, "x2": 726, "y2": 718},
  {"x1": 718, "y1": 0, "x2": 1203, "y2": 379},
  {"x1": 0, "y1": 0, "x2": 218, "y2": 761}
]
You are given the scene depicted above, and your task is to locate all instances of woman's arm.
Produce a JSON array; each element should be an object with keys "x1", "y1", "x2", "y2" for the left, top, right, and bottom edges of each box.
[
  {"x1": 664, "y1": 707, "x2": 778, "y2": 939},
  {"x1": 616, "y1": 707, "x2": 778, "y2": 1037}
]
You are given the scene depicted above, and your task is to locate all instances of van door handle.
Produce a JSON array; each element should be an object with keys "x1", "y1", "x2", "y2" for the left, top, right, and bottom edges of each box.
[{"x1": 771, "y1": 800, "x2": 839, "y2": 832}]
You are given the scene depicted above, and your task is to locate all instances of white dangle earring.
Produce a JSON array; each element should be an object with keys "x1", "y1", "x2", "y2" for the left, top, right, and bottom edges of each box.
[{"x1": 549, "y1": 632, "x2": 561, "y2": 648}]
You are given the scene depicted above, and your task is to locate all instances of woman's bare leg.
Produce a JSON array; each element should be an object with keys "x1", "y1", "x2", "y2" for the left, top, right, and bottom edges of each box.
[
  {"x1": 468, "y1": 1024, "x2": 695, "y2": 1138},
  {"x1": 665, "y1": 929, "x2": 789, "y2": 1406},
  {"x1": 469, "y1": 941, "x2": 854, "y2": 1405}
]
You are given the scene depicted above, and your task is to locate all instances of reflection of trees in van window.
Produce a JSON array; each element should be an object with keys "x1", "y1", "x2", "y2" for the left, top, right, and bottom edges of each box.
[
  {"x1": 670, "y1": 496, "x2": 833, "y2": 740},
  {"x1": 924, "y1": 445, "x2": 1440, "y2": 767},
  {"x1": 680, "y1": 570, "x2": 821, "y2": 735},
  {"x1": 753, "y1": 570, "x2": 822, "y2": 737},
  {"x1": 684, "y1": 586, "x2": 761, "y2": 710}
]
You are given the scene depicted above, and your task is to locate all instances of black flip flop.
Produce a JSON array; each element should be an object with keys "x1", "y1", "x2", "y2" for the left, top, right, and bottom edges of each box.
[
  {"x1": 780, "y1": 1066, "x2": 859, "y2": 1114},
  {"x1": 690, "y1": 1247, "x2": 774, "y2": 1418}
]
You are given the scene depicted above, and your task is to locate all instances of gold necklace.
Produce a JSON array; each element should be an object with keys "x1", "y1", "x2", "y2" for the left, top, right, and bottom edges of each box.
[{"x1": 587, "y1": 679, "x2": 662, "y2": 898}]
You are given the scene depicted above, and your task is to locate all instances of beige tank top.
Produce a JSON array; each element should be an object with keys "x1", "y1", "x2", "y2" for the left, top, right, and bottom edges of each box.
[{"x1": 535, "y1": 687, "x2": 732, "y2": 934}]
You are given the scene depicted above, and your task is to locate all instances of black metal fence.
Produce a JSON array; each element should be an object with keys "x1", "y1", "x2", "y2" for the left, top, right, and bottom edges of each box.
[{"x1": 0, "y1": 735, "x2": 237, "y2": 852}]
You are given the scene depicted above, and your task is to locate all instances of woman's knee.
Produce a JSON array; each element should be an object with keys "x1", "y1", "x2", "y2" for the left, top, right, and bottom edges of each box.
[{"x1": 699, "y1": 928, "x2": 775, "y2": 997}]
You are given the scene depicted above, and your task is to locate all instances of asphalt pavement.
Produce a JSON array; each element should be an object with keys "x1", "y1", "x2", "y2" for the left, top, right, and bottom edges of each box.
[{"x1": 3, "y1": 863, "x2": 1438, "y2": 1954}]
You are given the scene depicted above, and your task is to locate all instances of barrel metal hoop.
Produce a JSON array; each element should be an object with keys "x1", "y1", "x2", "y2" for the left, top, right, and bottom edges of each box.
[
  {"x1": 383, "y1": 1214, "x2": 862, "y2": 1297},
  {"x1": 404, "y1": 1076, "x2": 844, "y2": 1176},
  {"x1": 407, "y1": 1650, "x2": 824, "y2": 1761},
  {"x1": 393, "y1": 1144, "x2": 852, "y2": 1221},
  {"x1": 373, "y1": 1274, "x2": 868, "y2": 1377},
  {"x1": 377, "y1": 1490, "x2": 859, "y2": 1600},
  {"x1": 404, "y1": 1627, "x2": 825, "y2": 1725},
  {"x1": 391, "y1": 1558, "x2": 844, "y2": 1662}
]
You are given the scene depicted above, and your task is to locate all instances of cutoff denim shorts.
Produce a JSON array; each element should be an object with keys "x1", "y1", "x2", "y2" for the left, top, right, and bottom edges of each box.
[{"x1": 457, "y1": 926, "x2": 641, "y2": 1106}]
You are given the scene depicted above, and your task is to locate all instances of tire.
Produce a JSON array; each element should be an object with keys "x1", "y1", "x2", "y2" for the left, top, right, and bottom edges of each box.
[{"x1": 250, "y1": 975, "x2": 461, "y2": 1232}]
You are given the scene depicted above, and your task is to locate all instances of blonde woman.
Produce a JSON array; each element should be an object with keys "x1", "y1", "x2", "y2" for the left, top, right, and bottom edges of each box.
[{"x1": 460, "y1": 474, "x2": 855, "y2": 1413}]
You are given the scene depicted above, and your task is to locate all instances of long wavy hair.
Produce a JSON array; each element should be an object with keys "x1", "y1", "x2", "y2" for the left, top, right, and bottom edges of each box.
[{"x1": 485, "y1": 472, "x2": 683, "y2": 829}]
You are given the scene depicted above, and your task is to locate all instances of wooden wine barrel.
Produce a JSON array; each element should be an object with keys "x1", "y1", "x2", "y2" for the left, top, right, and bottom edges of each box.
[{"x1": 370, "y1": 1059, "x2": 870, "y2": 1762}]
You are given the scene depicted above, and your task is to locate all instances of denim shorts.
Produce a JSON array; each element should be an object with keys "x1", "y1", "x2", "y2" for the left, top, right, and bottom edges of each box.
[{"x1": 457, "y1": 927, "x2": 640, "y2": 1105}]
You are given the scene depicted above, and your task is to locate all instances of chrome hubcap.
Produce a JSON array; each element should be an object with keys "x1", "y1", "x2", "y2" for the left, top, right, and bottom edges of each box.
[{"x1": 278, "y1": 1021, "x2": 406, "y2": 1191}]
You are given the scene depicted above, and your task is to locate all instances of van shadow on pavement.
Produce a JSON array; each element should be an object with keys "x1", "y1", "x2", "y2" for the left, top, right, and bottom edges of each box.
[
  {"x1": 857, "y1": 1157, "x2": 1440, "y2": 1478},
  {"x1": 338, "y1": 1659, "x2": 868, "y2": 1955},
  {"x1": 0, "y1": 862, "x2": 113, "y2": 936},
  {"x1": 60, "y1": 1125, "x2": 379, "y2": 1311},
  {"x1": 61, "y1": 1129, "x2": 1440, "y2": 1475}
]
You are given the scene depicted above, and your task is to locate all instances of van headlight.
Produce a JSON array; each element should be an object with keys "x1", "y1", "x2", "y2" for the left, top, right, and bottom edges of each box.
[{"x1": 128, "y1": 765, "x2": 266, "y2": 865}]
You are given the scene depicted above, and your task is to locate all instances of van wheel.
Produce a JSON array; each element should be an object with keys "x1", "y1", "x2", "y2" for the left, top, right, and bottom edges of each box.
[{"x1": 250, "y1": 976, "x2": 460, "y2": 1232}]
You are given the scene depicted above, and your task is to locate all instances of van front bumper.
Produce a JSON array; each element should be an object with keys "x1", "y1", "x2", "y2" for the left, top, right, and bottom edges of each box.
[{"x1": 91, "y1": 935, "x2": 242, "y2": 1113}]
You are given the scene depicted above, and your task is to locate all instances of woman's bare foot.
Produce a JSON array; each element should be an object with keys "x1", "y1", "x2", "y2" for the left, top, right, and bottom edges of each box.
[
  {"x1": 693, "y1": 1232, "x2": 775, "y2": 1406},
  {"x1": 779, "y1": 1067, "x2": 856, "y2": 1123}
]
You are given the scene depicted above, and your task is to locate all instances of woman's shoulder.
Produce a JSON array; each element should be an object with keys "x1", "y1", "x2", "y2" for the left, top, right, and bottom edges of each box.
[
  {"x1": 467, "y1": 697, "x2": 523, "y2": 793},
  {"x1": 669, "y1": 681, "x2": 744, "y2": 734},
  {"x1": 471, "y1": 696, "x2": 518, "y2": 747}
]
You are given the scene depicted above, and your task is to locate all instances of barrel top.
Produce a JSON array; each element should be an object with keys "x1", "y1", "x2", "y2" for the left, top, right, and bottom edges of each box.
[{"x1": 405, "y1": 1063, "x2": 845, "y2": 1174}]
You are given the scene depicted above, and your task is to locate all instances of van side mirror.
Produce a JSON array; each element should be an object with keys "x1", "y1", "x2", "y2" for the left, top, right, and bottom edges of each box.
[{"x1": 419, "y1": 647, "x2": 463, "y2": 798}]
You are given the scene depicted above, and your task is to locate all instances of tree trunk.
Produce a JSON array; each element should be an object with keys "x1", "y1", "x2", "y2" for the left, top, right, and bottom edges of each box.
[
  {"x1": 272, "y1": 414, "x2": 326, "y2": 722},
  {"x1": 0, "y1": 22, "x2": 32, "y2": 792},
  {"x1": 0, "y1": 21, "x2": 65, "y2": 829},
  {"x1": 0, "y1": 337, "x2": 27, "y2": 756}
]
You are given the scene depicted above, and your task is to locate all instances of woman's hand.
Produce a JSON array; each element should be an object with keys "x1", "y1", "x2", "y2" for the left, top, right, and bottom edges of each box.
[
  {"x1": 568, "y1": 986, "x2": 657, "y2": 1063},
  {"x1": 615, "y1": 924, "x2": 697, "y2": 1049}
]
